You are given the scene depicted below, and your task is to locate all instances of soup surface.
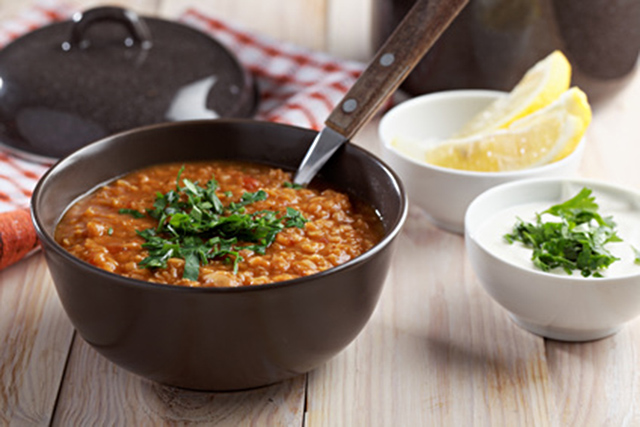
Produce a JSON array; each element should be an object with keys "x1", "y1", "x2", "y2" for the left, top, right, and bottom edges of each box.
[{"x1": 55, "y1": 161, "x2": 384, "y2": 287}]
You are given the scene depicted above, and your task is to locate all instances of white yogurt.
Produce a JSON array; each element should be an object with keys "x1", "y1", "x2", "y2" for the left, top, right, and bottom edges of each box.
[{"x1": 472, "y1": 185, "x2": 640, "y2": 278}]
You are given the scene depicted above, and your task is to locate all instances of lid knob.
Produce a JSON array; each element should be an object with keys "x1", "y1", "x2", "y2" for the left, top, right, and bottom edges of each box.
[{"x1": 63, "y1": 6, "x2": 153, "y2": 51}]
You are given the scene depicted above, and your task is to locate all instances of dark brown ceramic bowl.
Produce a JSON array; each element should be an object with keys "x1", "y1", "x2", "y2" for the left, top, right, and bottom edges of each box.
[{"x1": 31, "y1": 120, "x2": 407, "y2": 391}]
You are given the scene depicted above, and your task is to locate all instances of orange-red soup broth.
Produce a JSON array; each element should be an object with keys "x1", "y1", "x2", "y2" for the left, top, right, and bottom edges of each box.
[{"x1": 55, "y1": 161, "x2": 384, "y2": 287}]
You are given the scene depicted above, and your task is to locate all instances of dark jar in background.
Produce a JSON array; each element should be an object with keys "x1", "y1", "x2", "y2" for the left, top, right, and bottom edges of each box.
[{"x1": 373, "y1": 0, "x2": 640, "y2": 103}]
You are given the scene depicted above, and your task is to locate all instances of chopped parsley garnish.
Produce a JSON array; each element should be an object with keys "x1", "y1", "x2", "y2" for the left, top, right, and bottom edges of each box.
[
  {"x1": 283, "y1": 181, "x2": 304, "y2": 190},
  {"x1": 118, "y1": 208, "x2": 145, "y2": 218},
  {"x1": 123, "y1": 169, "x2": 307, "y2": 281},
  {"x1": 504, "y1": 187, "x2": 622, "y2": 277},
  {"x1": 633, "y1": 246, "x2": 640, "y2": 266}
]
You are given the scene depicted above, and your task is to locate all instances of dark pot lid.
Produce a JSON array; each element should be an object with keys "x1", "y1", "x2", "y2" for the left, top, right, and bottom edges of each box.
[{"x1": 0, "y1": 6, "x2": 258, "y2": 161}]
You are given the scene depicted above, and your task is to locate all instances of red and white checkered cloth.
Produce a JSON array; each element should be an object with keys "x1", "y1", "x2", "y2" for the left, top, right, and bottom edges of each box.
[{"x1": 0, "y1": 0, "x2": 365, "y2": 214}]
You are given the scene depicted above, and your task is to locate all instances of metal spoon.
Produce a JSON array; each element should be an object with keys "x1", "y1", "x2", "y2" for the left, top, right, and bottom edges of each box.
[{"x1": 293, "y1": 0, "x2": 469, "y2": 186}]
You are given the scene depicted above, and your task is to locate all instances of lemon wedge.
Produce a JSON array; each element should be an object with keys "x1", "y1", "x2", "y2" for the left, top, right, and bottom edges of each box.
[
  {"x1": 454, "y1": 50, "x2": 572, "y2": 138},
  {"x1": 423, "y1": 87, "x2": 591, "y2": 172}
]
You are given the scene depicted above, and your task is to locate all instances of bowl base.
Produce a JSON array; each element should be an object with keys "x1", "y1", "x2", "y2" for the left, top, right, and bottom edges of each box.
[
  {"x1": 423, "y1": 213, "x2": 463, "y2": 235},
  {"x1": 509, "y1": 314, "x2": 622, "y2": 342}
]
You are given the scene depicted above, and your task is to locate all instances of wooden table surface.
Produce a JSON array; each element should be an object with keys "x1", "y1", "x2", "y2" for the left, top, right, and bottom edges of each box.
[{"x1": 2, "y1": 1, "x2": 640, "y2": 425}]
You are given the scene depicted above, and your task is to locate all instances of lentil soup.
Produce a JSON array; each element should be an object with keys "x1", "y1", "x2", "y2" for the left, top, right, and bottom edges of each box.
[{"x1": 55, "y1": 161, "x2": 384, "y2": 287}]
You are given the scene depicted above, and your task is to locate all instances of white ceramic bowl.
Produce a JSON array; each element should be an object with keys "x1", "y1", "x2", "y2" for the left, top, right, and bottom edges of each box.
[
  {"x1": 379, "y1": 90, "x2": 585, "y2": 233},
  {"x1": 465, "y1": 177, "x2": 640, "y2": 342}
]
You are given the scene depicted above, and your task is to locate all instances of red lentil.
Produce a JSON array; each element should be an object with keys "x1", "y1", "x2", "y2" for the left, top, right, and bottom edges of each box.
[{"x1": 55, "y1": 161, "x2": 384, "y2": 287}]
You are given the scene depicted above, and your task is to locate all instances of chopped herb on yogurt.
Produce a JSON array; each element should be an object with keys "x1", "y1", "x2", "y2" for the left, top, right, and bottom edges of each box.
[
  {"x1": 633, "y1": 246, "x2": 640, "y2": 266},
  {"x1": 504, "y1": 187, "x2": 622, "y2": 277}
]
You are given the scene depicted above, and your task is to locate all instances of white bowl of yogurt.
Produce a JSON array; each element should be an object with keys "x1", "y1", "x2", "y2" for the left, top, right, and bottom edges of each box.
[
  {"x1": 379, "y1": 90, "x2": 585, "y2": 234},
  {"x1": 465, "y1": 177, "x2": 640, "y2": 341}
]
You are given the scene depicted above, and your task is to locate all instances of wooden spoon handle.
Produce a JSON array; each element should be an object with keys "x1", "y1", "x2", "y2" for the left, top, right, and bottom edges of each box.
[{"x1": 326, "y1": 0, "x2": 469, "y2": 139}]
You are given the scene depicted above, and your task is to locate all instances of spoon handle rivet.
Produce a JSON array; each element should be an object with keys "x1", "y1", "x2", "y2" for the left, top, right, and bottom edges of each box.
[
  {"x1": 380, "y1": 53, "x2": 395, "y2": 66},
  {"x1": 342, "y1": 99, "x2": 358, "y2": 114}
]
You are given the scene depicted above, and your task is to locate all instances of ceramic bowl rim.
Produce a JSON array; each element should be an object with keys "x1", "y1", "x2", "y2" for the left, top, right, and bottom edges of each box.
[
  {"x1": 31, "y1": 119, "x2": 409, "y2": 295},
  {"x1": 378, "y1": 89, "x2": 586, "y2": 178},
  {"x1": 465, "y1": 176, "x2": 640, "y2": 283}
]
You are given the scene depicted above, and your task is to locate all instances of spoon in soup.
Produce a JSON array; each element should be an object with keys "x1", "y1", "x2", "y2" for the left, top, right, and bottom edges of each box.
[{"x1": 293, "y1": 0, "x2": 469, "y2": 186}]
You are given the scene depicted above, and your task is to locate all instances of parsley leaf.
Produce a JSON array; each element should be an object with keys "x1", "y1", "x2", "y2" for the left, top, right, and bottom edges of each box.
[
  {"x1": 283, "y1": 181, "x2": 304, "y2": 189},
  {"x1": 118, "y1": 208, "x2": 145, "y2": 218},
  {"x1": 124, "y1": 171, "x2": 308, "y2": 281},
  {"x1": 504, "y1": 187, "x2": 622, "y2": 277},
  {"x1": 227, "y1": 190, "x2": 268, "y2": 213},
  {"x1": 284, "y1": 207, "x2": 308, "y2": 228},
  {"x1": 632, "y1": 246, "x2": 640, "y2": 266}
]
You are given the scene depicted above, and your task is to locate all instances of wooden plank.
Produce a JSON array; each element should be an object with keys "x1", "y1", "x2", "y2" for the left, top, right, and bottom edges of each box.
[
  {"x1": 544, "y1": 61, "x2": 640, "y2": 427},
  {"x1": 546, "y1": 326, "x2": 640, "y2": 426},
  {"x1": 0, "y1": 0, "x2": 160, "y2": 18},
  {"x1": 305, "y1": 195, "x2": 555, "y2": 425},
  {"x1": 580, "y1": 68, "x2": 640, "y2": 189},
  {"x1": 65, "y1": 0, "x2": 159, "y2": 15},
  {"x1": 0, "y1": 255, "x2": 75, "y2": 425},
  {"x1": 157, "y1": 0, "x2": 328, "y2": 52},
  {"x1": 0, "y1": 1, "x2": 160, "y2": 31},
  {"x1": 52, "y1": 337, "x2": 306, "y2": 425},
  {"x1": 326, "y1": 0, "x2": 373, "y2": 61}
]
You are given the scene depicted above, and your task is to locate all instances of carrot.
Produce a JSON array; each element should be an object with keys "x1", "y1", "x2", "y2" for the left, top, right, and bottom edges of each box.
[{"x1": 0, "y1": 207, "x2": 39, "y2": 270}]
